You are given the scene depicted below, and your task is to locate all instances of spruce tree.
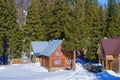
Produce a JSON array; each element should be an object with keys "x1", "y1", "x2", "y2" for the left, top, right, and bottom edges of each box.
[
  {"x1": 47, "y1": 0, "x2": 66, "y2": 40},
  {"x1": 51, "y1": 0, "x2": 76, "y2": 50},
  {"x1": 0, "y1": 0, "x2": 9, "y2": 55},
  {"x1": 106, "y1": 0, "x2": 118, "y2": 37},
  {"x1": 40, "y1": 0, "x2": 71, "y2": 40},
  {"x1": 0, "y1": 0, "x2": 22, "y2": 58},
  {"x1": 72, "y1": 0, "x2": 86, "y2": 51},
  {"x1": 112, "y1": 0, "x2": 120, "y2": 36},
  {"x1": 83, "y1": 0, "x2": 100, "y2": 60},
  {"x1": 24, "y1": 0, "x2": 45, "y2": 50},
  {"x1": 118, "y1": 0, "x2": 120, "y2": 33},
  {"x1": 40, "y1": 0, "x2": 57, "y2": 40}
]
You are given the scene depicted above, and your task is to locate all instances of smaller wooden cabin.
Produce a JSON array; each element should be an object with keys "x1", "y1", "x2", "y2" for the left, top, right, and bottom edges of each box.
[
  {"x1": 97, "y1": 38, "x2": 120, "y2": 73},
  {"x1": 30, "y1": 40, "x2": 75, "y2": 71}
]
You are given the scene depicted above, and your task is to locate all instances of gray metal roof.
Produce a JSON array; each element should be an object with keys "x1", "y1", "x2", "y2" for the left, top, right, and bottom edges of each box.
[
  {"x1": 31, "y1": 42, "x2": 48, "y2": 56},
  {"x1": 41, "y1": 40, "x2": 63, "y2": 56},
  {"x1": 31, "y1": 40, "x2": 63, "y2": 56}
]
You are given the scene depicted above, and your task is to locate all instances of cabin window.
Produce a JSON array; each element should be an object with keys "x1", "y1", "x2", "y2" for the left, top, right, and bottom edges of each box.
[
  {"x1": 56, "y1": 50, "x2": 61, "y2": 55},
  {"x1": 54, "y1": 59, "x2": 60, "y2": 64}
]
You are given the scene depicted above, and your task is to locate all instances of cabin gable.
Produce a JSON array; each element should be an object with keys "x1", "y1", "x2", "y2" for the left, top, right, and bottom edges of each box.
[{"x1": 50, "y1": 44, "x2": 65, "y2": 68}]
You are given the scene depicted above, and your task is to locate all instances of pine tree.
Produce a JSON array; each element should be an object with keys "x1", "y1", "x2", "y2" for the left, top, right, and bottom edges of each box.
[
  {"x1": 51, "y1": 0, "x2": 76, "y2": 50},
  {"x1": 40, "y1": 0, "x2": 75, "y2": 51},
  {"x1": 83, "y1": 0, "x2": 100, "y2": 60},
  {"x1": 40, "y1": 0, "x2": 57, "y2": 40},
  {"x1": 113, "y1": 0, "x2": 120, "y2": 36},
  {"x1": 40, "y1": 0, "x2": 71, "y2": 40},
  {"x1": 24, "y1": 0, "x2": 45, "y2": 50},
  {"x1": 47, "y1": 0, "x2": 66, "y2": 40},
  {"x1": 0, "y1": 0, "x2": 22, "y2": 58},
  {"x1": 118, "y1": 0, "x2": 120, "y2": 32},
  {"x1": 72, "y1": 0, "x2": 86, "y2": 51},
  {"x1": 0, "y1": 0, "x2": 9, "y2": 55},
  {"x1": 106, "y1": 0, "x2": 118, "y2": 37}
]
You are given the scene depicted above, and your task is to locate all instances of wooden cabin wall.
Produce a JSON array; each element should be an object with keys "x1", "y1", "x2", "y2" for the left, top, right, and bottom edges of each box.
[
  {"x1": 35, "y1": 56, "x2": 42, "y2": 62},
  {"x1": 64, "y1": 51, "x2": 74, "y2": 69},
  {"x1": 41, "y1": 56, "x2": 49, "y2": 69},
  {"x1": 51, "y1": 56, "x2": 64, "y2": 67},
  {"x1": 50, "y1": 45, "x2": 65, "y2": 68},
  {"x1": 113, "y1": 55, "x2": 120, "y2": 73},
  {"x1": 106, "y1": 55, "x2": 114, "y2": 70},
  {"x1": 100, "y1": 54, "x2": 120, "y2": 73},
  {"x1": 99, "y1": 55, "x2": 113, "y2": 70}
]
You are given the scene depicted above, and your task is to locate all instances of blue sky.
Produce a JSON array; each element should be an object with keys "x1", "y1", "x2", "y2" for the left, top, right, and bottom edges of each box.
[{"x1": 98, "y1": 0, "x2": 108, "y2": 5}]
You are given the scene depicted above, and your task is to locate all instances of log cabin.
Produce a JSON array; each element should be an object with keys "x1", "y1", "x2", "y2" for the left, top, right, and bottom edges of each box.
[
  {"x1": 97, "y1": 38, "x2": 120, "y2": 74},
  {"x1": 30, "y1": 40, "x2": 75, "y2": 71}
]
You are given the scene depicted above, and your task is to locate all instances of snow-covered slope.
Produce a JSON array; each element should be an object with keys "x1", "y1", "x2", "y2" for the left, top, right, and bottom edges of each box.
[{"x1": 0, "y1": 60, "x2": 120, "y2": 80}]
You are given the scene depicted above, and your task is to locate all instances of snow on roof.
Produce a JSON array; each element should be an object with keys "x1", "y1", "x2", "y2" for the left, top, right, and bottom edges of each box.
[
  {"x1": 42, "y1": 40, "x2": 63, "y2": 56},
  {"x1": 31, "y1": 42, "x2": 48, "y2": 56}
]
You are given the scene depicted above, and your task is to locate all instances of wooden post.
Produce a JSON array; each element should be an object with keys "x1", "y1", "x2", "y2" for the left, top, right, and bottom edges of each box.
[
  {"x1": 73, "y1": 51, "x2": 76, "y2": 71},
  {"x1": 64, "y1": 52, "x2": 66, "y2": 68},
  {"x1": 106, "y1": 60, "x2": 108, "y2": 69},
  {"x1": 110, "y1": 60, "x2": 113, "y2": 70},
  {"x1": 49, "y1": 56, "x2": 52, "y2": 72},
  {"x1": 102, "y1": 60, "x2": 105, "y2": 69},
  {"x1": 118, "y1": 54, "x2": 120, "y2": 74}
]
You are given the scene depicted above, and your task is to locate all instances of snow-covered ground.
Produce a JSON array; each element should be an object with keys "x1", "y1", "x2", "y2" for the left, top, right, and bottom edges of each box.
[{"x1": 0, "y1": 60, "x2": 120, "y2": 80}]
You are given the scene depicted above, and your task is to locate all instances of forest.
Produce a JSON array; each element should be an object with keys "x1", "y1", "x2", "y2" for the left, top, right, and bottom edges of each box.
[{"x1": 0, "y1": 0, "x2": 120, "y2": 61}]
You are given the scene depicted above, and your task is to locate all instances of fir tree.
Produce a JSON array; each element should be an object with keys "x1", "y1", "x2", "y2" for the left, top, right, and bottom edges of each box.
[
  {"x1": 0, "y1": 0, "x2": 9, "y2": 55},
  {"x1": 40, "y1": 0, "x2": 70, "y2": 40},
  {"x1": 24, "y1": 0, "x2": 45, "y2": 50},
  {"x1": 83, "y1": 0, "x2": 100, "y2": 60},
  {"x1": 0, "y1": 0, "x2": 22, "y2": 58},
  {"x1": 40, "y1": 0, "x2": 57, "y2": 40},
  {"x1": 53, "y1": 0, "x2": 76, "y2": 50},
  {"x1": 106, "y1": 0, "x2": 118, "y2": 37},
  {"x1": 72, "y1": 0, "x2": 86, "y2": 51}
]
